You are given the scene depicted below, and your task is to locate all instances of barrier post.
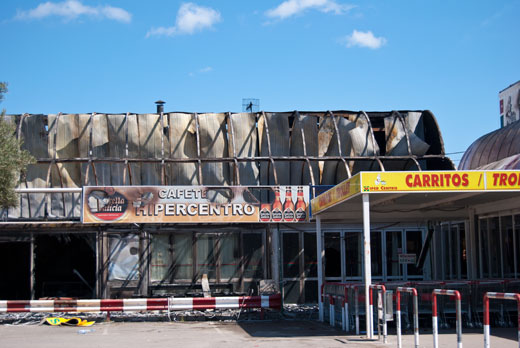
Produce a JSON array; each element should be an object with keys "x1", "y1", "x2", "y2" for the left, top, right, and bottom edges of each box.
[
  {"x1": 413, "y1": 289, "x2": 419, "y2": 348},
  {"x1": 344, "y1": 285, "x2": 349, "y2": 332},
  {"x1": 319, "y1": 283, "x2": 325, "y2": 322},
  {"x1": 397, "y1": 288, "x2": 402, "y2": 348},
  {"x1": 329, "y1": 295, "x2": 335, "y2": 327},
  {"x1": 432, "y1": 289, "x2": 462, "y2": 348},
  {"x1": 396, "y1": 287, "x2": 419, "y2": 348},
  {"x1": 370, "y1": 284, "x2": 387, "y2": 343},
  {"x1": 369, "y1": 284, "x2": 374, "y2": 339},
  {"x1": 355, "y1": 285, "x2": 360, "y2": 335},
  {"x1": 483, "y1": 292, "x2": 520, "y2": 348}
]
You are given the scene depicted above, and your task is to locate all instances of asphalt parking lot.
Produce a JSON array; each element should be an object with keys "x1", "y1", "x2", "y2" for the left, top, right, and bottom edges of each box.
[{"x1": 0, "y1": 320, "x2": 518, "y2": 348}]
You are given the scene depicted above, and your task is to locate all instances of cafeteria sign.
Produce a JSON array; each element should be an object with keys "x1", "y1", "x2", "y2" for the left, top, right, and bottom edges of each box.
[{"x1": 82, "y1": 186, "x2": 309, "y2": 224}]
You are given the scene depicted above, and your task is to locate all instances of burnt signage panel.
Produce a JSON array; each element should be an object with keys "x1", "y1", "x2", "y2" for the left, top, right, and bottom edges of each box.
[{"x1": 82, "y1": 186, "x2": 309, "y2": 224}]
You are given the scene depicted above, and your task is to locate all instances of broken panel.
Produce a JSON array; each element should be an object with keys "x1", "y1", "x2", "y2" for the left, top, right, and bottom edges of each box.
[
  {"x1": 322, "y1": 115, "x2": 355, "y2": 184},
  {"x1": 198, "y1": 113, "x2": 230, "y2": 185},
  {"x1": 106, "y1": 114, "x2": 135, "y2": 185},
  {"x1": 77, "y1": 114, "x2": 111, "y2": 186},
  {"x1": 48, "y1": 114, "x2": 81, "y2": 217},
  {"x1": 169, "y1": 113, "x2": 199, "y2": 185},
  {"x1": 350, "y1": 113, "x2": 381, "y2": 174},
  {"x1": 259, "y1": 112, "x2": 291, "y2": 185},
  {"x1": 138, "y1": 114, "x2": 164, "y2": 185},
  {"x1": 228, "y1": 113, "x2": 259, "y2": 185},
  {"x1": 290, "y1": 114, "x2": 320, "y2": 185},
  {"x1": 19, "y1": 115, "x2": 49, "y2": 218},
  {"x1": 384, "y1": 112, "x2": 430, "y2": 170}
]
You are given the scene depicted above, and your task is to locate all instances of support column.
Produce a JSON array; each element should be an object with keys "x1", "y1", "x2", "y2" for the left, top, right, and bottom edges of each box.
[
  {"x1": 139, "y1": 230, "x2": 151, "y2": 297},
  {"x1": 316, "y1": 215, "x2": 324, "y2": 322},
  {"x1": 271, "y1": 224, "x2": 280, "y2": 288},
  {"x1": 362, "y1": 194, "x2": 373, "y2": 339},
  {"x1": 466, "y1": 209, "x2": 477, "y2": 280},
  {"x1": 101, "y1": 231, "x2": 110, "y2": 299},
  {"x1": 95, "y1": 230, "x2": 100, "y2": 298},
  {"x1": 30, "y1": 233, "x2": 35, "y2": 300}
]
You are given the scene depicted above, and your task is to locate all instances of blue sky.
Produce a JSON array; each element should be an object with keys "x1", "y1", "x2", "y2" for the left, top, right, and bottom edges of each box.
[{"x1": 1, "y1": 0, "x2": 519, "y2": 165}]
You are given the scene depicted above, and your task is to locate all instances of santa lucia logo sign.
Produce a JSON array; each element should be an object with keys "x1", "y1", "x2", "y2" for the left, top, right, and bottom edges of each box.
[
  {"x1": 85, "y1": 187, "x2": 129, "y2": 222},
  {"x1": 82, "y1": 186, "x2": 309, "y2": 224}
]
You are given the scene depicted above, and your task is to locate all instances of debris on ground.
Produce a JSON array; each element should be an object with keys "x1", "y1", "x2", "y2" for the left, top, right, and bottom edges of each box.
[{"x1": 0, "y1": 304, "x2": 319, "y2": 325}]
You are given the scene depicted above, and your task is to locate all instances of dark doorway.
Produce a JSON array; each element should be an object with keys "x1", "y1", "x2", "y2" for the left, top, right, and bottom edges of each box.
[
  {"x1": 0, "y1": 242, "x2": 30, "y2": 300},
  {"x1": 35, "y1": 234, "x2": 95, "y2": 299}
]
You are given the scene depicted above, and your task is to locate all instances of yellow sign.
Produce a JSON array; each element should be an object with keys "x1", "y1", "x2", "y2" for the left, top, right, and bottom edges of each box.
[
  {"x1": 486, "y1": 171, "x2": 520, "y2": 190},
  {"x1": 361, "y1": 171, "x2": 486, "y2": 192},
  {"x1": 311, "y1": 174, "x2": 361, "y2": 214},
  {"x1": 310, "y1": 170, "x2": 520, "y2": 216}
]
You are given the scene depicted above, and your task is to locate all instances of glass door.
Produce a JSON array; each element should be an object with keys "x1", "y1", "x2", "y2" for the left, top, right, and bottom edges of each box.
[
  {"x1": 344, "y1": 231, "x2": 362, "y2": 280},
  {"x1": 405, "y1": 230, "x2": 423, "y2": 279},
  {"x1": 384, "y1": 231, "x2": 402, "y2": 280}
]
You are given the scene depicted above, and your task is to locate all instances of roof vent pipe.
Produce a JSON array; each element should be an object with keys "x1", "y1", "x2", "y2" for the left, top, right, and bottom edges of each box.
[{"x1": 155, "y1": 100, "x2": 165, "y2": 114}]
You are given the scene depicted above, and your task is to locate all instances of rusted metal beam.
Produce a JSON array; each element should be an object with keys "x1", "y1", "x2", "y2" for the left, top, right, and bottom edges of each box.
[{"x1": 29, "y1": 154, "x2": 446, "y2": 163}]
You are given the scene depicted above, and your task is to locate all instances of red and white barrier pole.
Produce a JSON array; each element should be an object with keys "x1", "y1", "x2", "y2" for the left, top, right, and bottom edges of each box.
[
  {"x1": 369, "y1": 285, "x2": 374, "y2": 339},
  {"x1": 432, "y1": 291, "x2": 438, "y2": 348},
  {"x1": 396, "y1": 287, "x2": 419, "y2": 348},
  {"x1": 329, "y1": 295, "x2": 335, "y2": 327},
  {"x1": 354, "y1": 285, "x2": 360, "y2": 335},
  {"x1": 0, "y1": 294, "x2": 282, "y2": 313},
  {"x1": 483, "y1": 292, "x2": 520, "y2": 348},
  {"x1": 319, "y1": 283, "x2": 325, "y2": 322},
  {"x1": 370, "y1": 284, "x2": 387, "y2": 343},
  {"x1": 432, "y1": 289, "x2": 462, "y2": 348},
  {"x1": 343, "y1": 285, "x2": 349, "y2": 332}
]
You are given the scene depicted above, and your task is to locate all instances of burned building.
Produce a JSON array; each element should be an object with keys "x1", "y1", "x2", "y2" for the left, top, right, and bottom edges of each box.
[{"x1": 0, "y1": 110, "x2": 452, "y2": 303}]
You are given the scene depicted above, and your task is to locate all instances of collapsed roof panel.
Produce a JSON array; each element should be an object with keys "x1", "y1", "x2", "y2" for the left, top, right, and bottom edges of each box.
[{"x1": 4, "y1": 110, "x2": 453, "y2": 219}]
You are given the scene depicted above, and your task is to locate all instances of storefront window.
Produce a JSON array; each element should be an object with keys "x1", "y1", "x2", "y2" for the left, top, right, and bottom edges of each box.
[
  {"x1": 151, "y1": 235, "x2": 170, "y2": 282},
  {"x1": 489, "y1": 217, "x2": 500, "y2": 278},
  {"x1": 386, "y1": 231, "x2": 402, "y2": 277},
  {"x1": 108, "y1": 234, "x2": 139, "y2": 281},
  {"x1": 479, "y1": 219, "x2": 489, "y2": 278},
  {"x1": 406, "y1": 230, "x2": 422, "y2": 277},
  {"x1": 283, "y1": 233, "x2": 300, "y2": 278},
  {"x1": 196, "y1": 234, "x2": 216, "y2": 280},
  {"x1": 243, "y1": 233, "x2": 263, "y2": 279},
  {"x1": 325, "y1": 233, "x2": 341, "y2": 277},
  {"x1": 502, "y1": 216, "x2": 514, "y2": 278},
  {"x1": 516, "y1": 215, "x2": 520, "y2": 276},
  {"x1": 371, "y1": 231, "x2": 382, "y2": 277},
  {"x1": 304, "y1": 233, "x2": 317, "y2": 278},
  {"x1": 345, "y1": 232, "x2": 362, "y2": 278},
  {"x1": 220, "y1": 233, "x2": 240, "y2": 281},
  {"x1": 172, "y1": 233, "x2": 193, "y2": 281}
]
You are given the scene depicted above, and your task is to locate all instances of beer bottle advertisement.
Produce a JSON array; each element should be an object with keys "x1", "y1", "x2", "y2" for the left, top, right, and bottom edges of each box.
[
  {"x1": 271, "y1": 188, "x2": 283, "y2": 222},
  {"x1": 295, "y1": 186, "x2": 307, "y2": 221},
  {"x1": 283, "y1": 187, "x2": 295, "y2": 222},
  {"x1": 259, "y1": 203, "x2": 271, "y2": 222}
]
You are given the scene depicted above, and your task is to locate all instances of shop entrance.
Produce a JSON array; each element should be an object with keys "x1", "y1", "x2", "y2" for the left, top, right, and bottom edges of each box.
[
  {"x1": 34, "y1": 234, "x2": 96, "y2": 299},
  {"x1": 0, "y1": 242, "x2": 30, "y2": 300}
]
